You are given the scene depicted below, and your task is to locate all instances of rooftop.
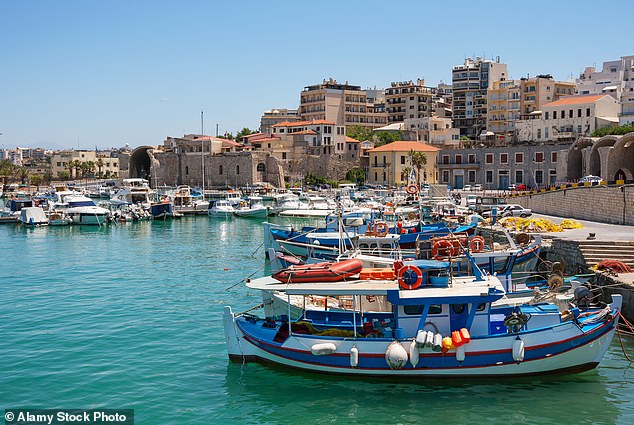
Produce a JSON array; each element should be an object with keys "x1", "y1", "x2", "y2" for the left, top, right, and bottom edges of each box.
[{"x1": 368, "y1": 141, "x2": 440, "y2": 153}]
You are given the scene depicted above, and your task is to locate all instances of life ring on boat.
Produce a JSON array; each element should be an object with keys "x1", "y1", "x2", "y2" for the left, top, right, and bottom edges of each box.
[
  {"x1": 374, "y1": 222, "x2": 389, "y2": 237},
  {"x1": 432, "y1": 239, "x2": 456, "y2": 259},
  {"x1": 469, "y1": 236, "x2": 485, "y2": 253},
  {"x1": 406, "y1": 184, "x2": 419, "y2": 195},
  {"x1": 397, "y1": 264, "x2": 423, "y2": 290},
  {"x1": 366, "y1": 295, "x2": 377, "y2": 302}
]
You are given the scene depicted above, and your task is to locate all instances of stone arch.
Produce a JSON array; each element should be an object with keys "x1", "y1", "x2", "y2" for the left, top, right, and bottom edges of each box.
[
  {"x1": 608, "y1": 132, "x2": 634, "y2": 182},
  {"x1": 566, "y1": 138, "x2": 593, "y2": 181},
  {"x1": 589, "y1": 135, "x2": 618, "y2": 178},
  {"x1": 130, "y1": 146, "x2": 154, "y2": 184},
  {"x1": 256, "y1": 162, "x2": 266, "y2": 172}
]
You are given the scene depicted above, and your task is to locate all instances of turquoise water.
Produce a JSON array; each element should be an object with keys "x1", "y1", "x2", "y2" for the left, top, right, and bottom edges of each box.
[{"x1": 2, "y1": 217, "x2": 634, "y2": 424}]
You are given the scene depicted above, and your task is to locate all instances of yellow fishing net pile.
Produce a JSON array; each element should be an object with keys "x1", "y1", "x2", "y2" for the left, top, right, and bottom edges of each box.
[{"x1": 497, "y1": 217, "x2": 582, "y2": 233}]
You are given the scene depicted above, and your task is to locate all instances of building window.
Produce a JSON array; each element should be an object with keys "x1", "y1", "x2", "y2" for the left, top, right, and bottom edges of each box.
[
  {"x1": 578, "y1": 109, "x2": 582, "y2": 118},
  {"x1": 468, "y1": 170, "x2": 476, "y2": 183},
  {"x1": 537, "y1": 129, "x2": 541, "y2": 139},
  {"x1": 535, "y1": 152, "x2": 544, "y2": 163},
  {"x1": 535, "y1": 170, "x2": 544, "y2": 185},
  {"x1": 586, "y1": 108, "x2": 590, "y2": 117},
  {"x1": 219, "y1": 165, "x2": 223, "y2": 175},
  {"x1": 401, "y1": 156, "x2": 406, "y2": 165},
  {"x1": 486, "y1": 170, "x2": 493, "y2": 183},
  {"x1": 442, "y1": 155, "x2": 450, "y2": 164},
  {"x1": 553, "y1": 111, "x2": 557, "y2": 119},
  {"x1": 485, "y1": 153, "x2": 493, "y2": 164},
  {"x1": 551, "y1": 152, "x2": 558, "y2": 163},
  {"x1": 455, "y1": 154, "x2": 462, "y2": 164},
  {"x1": 468, "y1": 154, "x2": 476, "y2": 164},
  {"x1": 549, "y1": 169, "x2": 557, "y2": 184},
  {"x1": 185, "y1": 166, "x2": 189, "y2": 175},
  {"x1": 374, "y1": 156, "x2": 378, "y2": 167},
  {"x1": 236, "y1": 165, "x2": 240, "y2": 174},
  {"x1": 282, "y1": 153, "x2": 287, "y2": 160},
  {"x1": 500, "y1": 153, "x2": 508, "y2": 164},
  {"x1": 515, "y1": 153, "x2": 523, "y2": 164},
  {"x1": 374, "y1": 172, "x2": 378, "y2": 181},
  {"x1": 442, "y1": 170, "x2": 450, "y2": 183},
  {"x1": 256, "y1": 163, "x2": 265, "y2": 172},
  {"x1": 545, "y1": 111, "x2": 549, "y2": 120},
  {"x1": 515, "y1": 170, "x2": 523, "y2": 183}
]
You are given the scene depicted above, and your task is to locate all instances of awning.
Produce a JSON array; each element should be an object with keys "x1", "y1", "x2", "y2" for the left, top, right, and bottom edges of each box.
[
  {"x1": 529, "y1": 110, "x2": 542, "y2": 115},
  {"x1": 602, "y1": 85, "x2": 618, "y2": 91}
]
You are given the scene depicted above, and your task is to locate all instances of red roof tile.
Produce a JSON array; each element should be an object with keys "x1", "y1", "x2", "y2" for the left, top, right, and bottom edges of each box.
[
  {"x1": 345, "y1": 136, "x2": 361, "y2": 143},
  {"x1": 272, "y1": 119, "x2": 336, "y2": 127},
  {"x1": 543, "y1": 94, "x2": 609, "y2": 107}
]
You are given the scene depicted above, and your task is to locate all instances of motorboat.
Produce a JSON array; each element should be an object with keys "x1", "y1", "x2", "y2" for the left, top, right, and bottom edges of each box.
[
  {"x1": 19, "y1": 206, "x2": 49, "y2": 226},
  {"x1": 48, "y1": 211, "x2": 72, "y2": 226},
  {"x1": 208, "y1": 199, "x2": 235, "y2": 218},
  {"x1": 224, "y1": 256, "x2": 622, "y2": 378},
  {"x1": 64, "y1": 194, "x2": 111, "y2": 225},
  {"x1": 233, "y1": 196, "x2": 270, "y2": 219}
]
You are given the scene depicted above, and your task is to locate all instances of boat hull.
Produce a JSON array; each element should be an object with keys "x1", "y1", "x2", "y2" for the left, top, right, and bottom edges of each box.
[{"x1": 223, "y1": 305, "x2": 619, "y2": 378}]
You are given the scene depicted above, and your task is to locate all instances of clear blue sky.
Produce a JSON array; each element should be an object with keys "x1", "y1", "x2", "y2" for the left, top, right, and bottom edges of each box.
[{"x1": 1, "y1": 0, "x2": 632, "y2": 150}]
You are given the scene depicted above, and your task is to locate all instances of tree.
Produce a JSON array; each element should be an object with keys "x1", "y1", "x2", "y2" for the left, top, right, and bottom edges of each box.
[
  {"x1": 346, "y1": 125, "x2": 373, "y2": 142},
  {"x1": 591, "y1": 124, "x2": 634, "y2": 137},
  {"x1": 401, "y1": 166, "x2": 412, "y2": 185},
  {"x1": 30, "y1": 174, "x2": 43, "y2": 191},
  {"x1": 374, "y1": 131, "x2": 403, "y2": 146},
  {"x1": 345, "y1": 167, "x2": 365, "y2": 185},
  {"x1": 235, "y1": 128, "x2": 256, "y2": 141},
  {"x1": 57, "y1": 170, "x2": 70, "y2": 180},
  {"x1": 17, "y1": 167, "x2": 29, "y2": 184},
  {"x1": 409, "y1": 150, "x2": 427, "y2": 189},
  {"x1": 84, "y1": 161, "x2": 95, "y2": 178},
  {"x1": 0, "y1": 160, "x2": 16, "y2": 189},
  {"x1": 96, "y1": 158, "x2": 105, "y2": 178}
]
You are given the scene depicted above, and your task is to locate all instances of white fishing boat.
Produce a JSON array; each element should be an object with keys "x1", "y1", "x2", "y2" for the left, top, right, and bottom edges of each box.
[{"x1": 224, "y1": 256, "x2": 622, "y2": 378}]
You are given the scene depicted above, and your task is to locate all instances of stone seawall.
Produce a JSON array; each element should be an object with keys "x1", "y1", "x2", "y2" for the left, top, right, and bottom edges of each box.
[{"x1": 513, "y1": 185, "x2": 634, "y2": 225}]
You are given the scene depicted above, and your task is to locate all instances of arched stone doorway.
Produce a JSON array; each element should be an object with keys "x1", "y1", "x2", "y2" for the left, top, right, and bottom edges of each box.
[
  {"x1": 129, "y1": 147, "x2": 154, "y2": 185},
  {"x1": 608, "y1": 133, "x2": 634, "y2": 183},
  {"x1": 566, "y1": 138, "x2": 593, "y2": 181}
]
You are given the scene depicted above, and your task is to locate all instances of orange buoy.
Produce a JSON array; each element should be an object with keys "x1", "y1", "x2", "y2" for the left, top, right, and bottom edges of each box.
[
  {"x1": 469, "y1": 236, "x2": 485, "y2": 253},
  {"x1": 397, "y1": 264, "x2": 423, "y2": 290},
  {"x1": 374, "y1": 222, "x2": 389, "y2": 237},
  {"x1": 452, "y1": 330, "x2": 464, "y2": 347},
  {"x1": 459, "y1": 328, "x2": 471, "y2": 344},
  {"x1": 432, "y1": 239, "x2": 456, "y2": 259}
]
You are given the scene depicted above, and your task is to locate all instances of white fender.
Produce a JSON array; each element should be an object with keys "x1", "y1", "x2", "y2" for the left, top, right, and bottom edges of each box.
[
  {"x1": 311, "y1": 342, "x2": 337, "y2": 356},
  {"x1": 456, "y1": 344, "x2": 466, "y2": 362},
  {"x1": 385, "y1": 341, "x2": 408, "y2": 370},
  {"x1": 416, "y1": 330, "x2": 427, "y2": 347},
  {"x1": 425, "y1": 330, "x2": 434, "y2": 347},
  {"x1": 512, "y1": 338, "x2": 525, "y2": 362},
  {"x1": 409, "y1": 340, "x2": 419, "y2": 367},
  {"x1": 432, "y1": 333, "x2": 443, "y2": 352},
  {"x1": 350, "y1": 347, "x2": 359, "y2": 367}
]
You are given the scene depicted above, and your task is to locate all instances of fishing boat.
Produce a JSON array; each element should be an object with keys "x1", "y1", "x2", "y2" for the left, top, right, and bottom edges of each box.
[
  {"x1": 233, "y1": 196, "x2": 270, "y2": 219},
  {"x1": 223, "y1": 256, "x2": 622, "y2": 378}
]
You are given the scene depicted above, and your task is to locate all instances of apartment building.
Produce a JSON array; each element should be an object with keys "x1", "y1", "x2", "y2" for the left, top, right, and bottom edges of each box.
[
  {"x1": 452, "y1": 57, "x2": 508, "y2": 139},
  {"x1": 259, "y1": 108, "x2": 299, "y2": 134},
  {"x1": 520, "y1": 75, "x2": 575, "y2": 117},
  {"x1": 514, "y1": 94, "x2": 620, "y2": 142},
  {"x1": 403, "y1": 116, "x2": 460, "y2": 148},
  {"x1": 270, "y1": 120, "x2": 346, "y2": 158},
  {"x1": 487, "y1": 80, "x2": 521, "y2": 142},
  {"x1": 299, "y1": 78, "x2": 387, "y2": 129},
  {"x1": 385, "y1": 79, "x2": 436, "y2": 123},
  {"x1": 576, "y1": 55, "x2": 634, "y2": 125}
]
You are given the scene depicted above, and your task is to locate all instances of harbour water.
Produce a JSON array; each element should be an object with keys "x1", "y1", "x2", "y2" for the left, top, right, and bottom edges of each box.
[{"x1": 2, "y1": 217, "x2": 634, "y2": 424}]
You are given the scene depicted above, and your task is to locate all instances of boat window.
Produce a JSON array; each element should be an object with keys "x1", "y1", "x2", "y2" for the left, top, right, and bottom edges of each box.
[
  {"x1": 380, "y1": 243, "x2": 392, "y2": 249},
  {"x1": 477, "y1": 303, "x2": 487, "y2": 311},
  {"x1": 359, "y1": 243, "x2": 369, "y2": 249},
  {"x1": 452, "y1": 304, "x2": 466, "y2": 314},
  {"x1": 403, "y1": 304, "x2": 442, "y2": 315}
]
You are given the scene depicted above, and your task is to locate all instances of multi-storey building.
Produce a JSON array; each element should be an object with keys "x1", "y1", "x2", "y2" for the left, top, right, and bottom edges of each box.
[
  {"x1": 259, "y1": 108, "x2": 299, "y2": 134},
  {"x1": 452, "y1": 57, "x2": 508, "y2": 139},
  {"x1": 576, "y1": 56, "x2": 634, "y2": 125},
  {"x1": 519, "y1": 75, "x2": 575, "y2": 117},
  {"x1": 50, "y1": 150, "x2": 120, "y2": 179},
  {"x1": 385, "y1": 79, "x2": 436, "y2": 123},
  {"x1": 437, "y1": 144, "x2": 568, "y2": 190},
  {"x1": 299, "y1": 78, "x2": 387, "y2": 129},
  {"x1": 487, "y1": 80, "x2": 521, "y2": 142},
  {"x1": 403, "y1": 116, "x2": 460, "y2": 148},
  {"x1": 270, "y1": 120, "x2": 346, "y2": 157},
  {"x1": 367, "y1": 141, "x2": 439, "y2": 187},
  {"x1": 514, "y1": 94, "x2": 620, "y2": 143}
]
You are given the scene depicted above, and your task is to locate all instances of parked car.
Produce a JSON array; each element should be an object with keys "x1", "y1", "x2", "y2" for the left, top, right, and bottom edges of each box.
[
  {"x1": 474, "y1": 184, "x2": 482, "y2": 191},
  {"x1": 579, "y1": 175, "x2": 603, "y2": 184},
  {"x1": 483, "y1": 204, "x2": 532, "y2": 218},
  {"x1": 507, "y1": 183, "x2": 526, "y2": 191},
  {"x1": 463, "y1": 185, "x2": 472, "y2": 191}
]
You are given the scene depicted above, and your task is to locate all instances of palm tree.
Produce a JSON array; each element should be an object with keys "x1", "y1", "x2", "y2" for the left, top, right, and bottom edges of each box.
[
  {"x1": 96, "y1": 158, "x2": 104, "y2": 178},
  {"x1": 409, "y1": 150, "x2": 427, "y2": 190},
  {"x1": 17, "y1": 166, "x2": 29, "y2": 185},
  {"x1": 401, "y1": 166, "x2": 412, "y2": 185}
]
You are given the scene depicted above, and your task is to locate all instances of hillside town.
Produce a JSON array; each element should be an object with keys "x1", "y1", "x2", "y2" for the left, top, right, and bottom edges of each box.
[{"x1": 2, "y1": 54, "x2": 633, "y2": 192}]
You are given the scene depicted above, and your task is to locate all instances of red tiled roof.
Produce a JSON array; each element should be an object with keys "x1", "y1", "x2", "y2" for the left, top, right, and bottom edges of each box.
[
  {"x1": 543, "y1": 94, "x2": 609, "y2": 107},
  {"x1": 368, "y1": 141, "x2": 440, "y2": 153},
  {"x1": 292, "y1": 130, "x2": 318, "y2": 135},
  {"x1": 221, "y1": 139, "x2": 243, "y2": 147},
  {"x1": 345, "y1": 136, "x2": 361, "y2": 143},
  {"x1": 253, "y1": 137, "x2": 280, "y2": 143}
]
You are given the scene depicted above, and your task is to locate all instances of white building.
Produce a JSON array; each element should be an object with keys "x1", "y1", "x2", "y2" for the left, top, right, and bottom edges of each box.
[
  {"x1": 403, "y1": 116, "x2": 460, "y2": 148},
  {"x1": 515, "y1": 94, "x2": 620, "y2": 142},
  {"x1": 576, "y1": 56, "x2": 634, "y2": 126}
]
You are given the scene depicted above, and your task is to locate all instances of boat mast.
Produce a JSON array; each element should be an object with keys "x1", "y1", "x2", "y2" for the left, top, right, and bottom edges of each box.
[{"x1": 201, "y1": 110, "x2": 205, "y2": 199}]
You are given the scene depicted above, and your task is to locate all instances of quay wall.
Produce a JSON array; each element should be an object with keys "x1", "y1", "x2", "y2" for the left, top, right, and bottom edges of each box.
[{"x1": 513, "y1": 185, "x2": 634, "y2": 225}]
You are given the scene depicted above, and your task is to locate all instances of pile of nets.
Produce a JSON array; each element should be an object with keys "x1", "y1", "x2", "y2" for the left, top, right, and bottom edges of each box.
[{"x1": 497, "y1": 217, "x2": 583, "y2": 233}]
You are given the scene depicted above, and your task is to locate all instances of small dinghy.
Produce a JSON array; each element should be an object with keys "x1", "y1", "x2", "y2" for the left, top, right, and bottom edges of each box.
[{"x1": 272, "y1": 258, "x2": 363, "y2": 283}]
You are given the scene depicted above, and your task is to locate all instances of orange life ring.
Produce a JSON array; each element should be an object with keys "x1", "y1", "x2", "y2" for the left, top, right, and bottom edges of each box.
[
  {"x1": 432, "y1": 239, "x2": 456, "y2": 259},
  {"x1": 469, "y1": 236, "x2": 485, "y2": 253},
  {"x1": 374, "y1": 222, "x2": 389, "y2": 237},
  {"x1": 397, "y1": 264, "x2": 423, "y2": 290},
  {"x1": 406, "y1": 184, "x2": 419, "y2": 195}
]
